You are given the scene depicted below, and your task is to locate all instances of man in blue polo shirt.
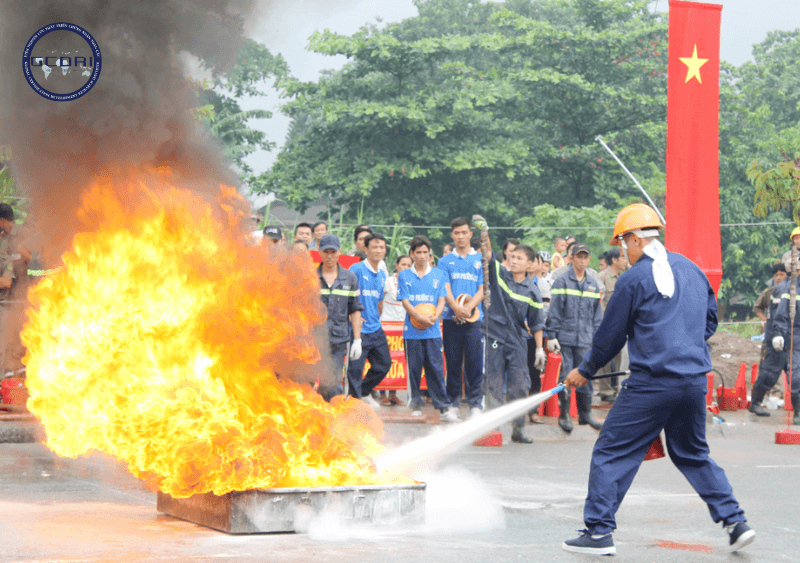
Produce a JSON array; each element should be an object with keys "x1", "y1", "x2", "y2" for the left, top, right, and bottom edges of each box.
[
  {"x1": 438, "y1": 217, "x2": 485, "y2": 419},
  {"x1": 347, "y1": 233, "x2": 392, "y2": 408},
  {"x1": 398, "y1": 235, "x2": 454, "y2": 421}
]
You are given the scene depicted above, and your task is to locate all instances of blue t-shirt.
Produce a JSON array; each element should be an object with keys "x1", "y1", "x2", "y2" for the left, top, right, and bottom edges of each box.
[
  {"x1": 398, "y1": 265, "x2": 447, "y2": 339},
  {"x1": 437, "y1": 249, "x2": 484, "y2": 321},
  {"x1": 349, "y1": 261, "x2": 386, "y2": 334}
]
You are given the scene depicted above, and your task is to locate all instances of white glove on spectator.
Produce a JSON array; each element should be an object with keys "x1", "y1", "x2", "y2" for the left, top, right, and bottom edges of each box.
[
  {"x1": 772, "y1": 336, "x2": 784, "y2": 352},
  {"x1": 349, "y1": 338, "x2": 363, "y2": 360},
  {"x1": 546, "y1": 338, "x2": 560, "y2": 353},
  {"x1": 534, "y1": 347, "x2": 547, "y2": 371}
]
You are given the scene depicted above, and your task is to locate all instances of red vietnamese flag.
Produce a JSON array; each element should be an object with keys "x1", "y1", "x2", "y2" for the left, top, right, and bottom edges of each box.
[{"x1": 665, "y1": 0, "x2": 723, "y2": 294}]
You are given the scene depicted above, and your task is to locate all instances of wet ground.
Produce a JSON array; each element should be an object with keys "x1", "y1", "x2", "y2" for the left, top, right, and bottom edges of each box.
[{"x1": 1, "y1": 406, "x2": 798, "y2": 563}]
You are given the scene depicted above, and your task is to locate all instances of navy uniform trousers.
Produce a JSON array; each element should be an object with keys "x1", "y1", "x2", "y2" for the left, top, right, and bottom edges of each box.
[
  {"x1": 584, "y1": 372, "x2": 746, "y2": 535},
  {"x1": 345, "y1": 329, "x2": 393, "y2": 398},
  {"x1": 754, "y1": 339, "x2": 791, "y2": 394},
  {"x1": 442, "y1": 319, "x2": 484, "y2": 409}
]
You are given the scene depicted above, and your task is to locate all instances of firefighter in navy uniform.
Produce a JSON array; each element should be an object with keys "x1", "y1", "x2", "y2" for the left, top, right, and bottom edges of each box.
[
  {"x1": 748, "y1": 263, "x2": 789, "y2": 416},
  {"x1": 474, "y1": 216, "x2": 546, "y2": 444},
  {"x1": 560, "y1": 203, "x2": 754, "y2": 556},
  {"x1": 545, "y1": 242, "x2": 604, "y2": 433},
  {"x1": 316, "y1": 234, "x2": 363, "y2": 401},
  {"x1": 768, "y1": 265, "x2": 800, "y2": 426}
]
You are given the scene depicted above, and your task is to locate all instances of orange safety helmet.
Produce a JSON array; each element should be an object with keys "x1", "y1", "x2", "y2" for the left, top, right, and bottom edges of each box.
[
  {"x1": 790, "y1": 227, "x2": 800, "y2": 242},
  {"x1": 610, "y1": 203, "x2": 664, "y2": 246}
]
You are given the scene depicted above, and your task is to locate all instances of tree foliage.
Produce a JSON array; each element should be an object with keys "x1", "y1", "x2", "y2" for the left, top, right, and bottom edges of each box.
[
  {"x1": 263, "y1": 0, "x2": 667, "y2": 228},
  {"x1": 516, "y1": 203, "x2": 618, "y2": 269},
  {"x1": 717, "y1": 29, "x2": 800, "y2": 307},
  {"x1": 197, "y1": 39, "x2": 290, "y2": 193}
]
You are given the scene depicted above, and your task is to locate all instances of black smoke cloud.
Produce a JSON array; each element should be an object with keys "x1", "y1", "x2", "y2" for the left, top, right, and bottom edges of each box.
[{"x1": 0, "y1": 0, "x2": 256, "y2": 251}]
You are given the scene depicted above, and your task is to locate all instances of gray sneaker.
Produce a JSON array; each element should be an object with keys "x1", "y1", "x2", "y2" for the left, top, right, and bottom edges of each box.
[
  {"x1": 562, "y1": 529, "x2": 615, "y2": 555},
  {"x1": 726, "y1": 521, "x2": 755, "y2": 552}
]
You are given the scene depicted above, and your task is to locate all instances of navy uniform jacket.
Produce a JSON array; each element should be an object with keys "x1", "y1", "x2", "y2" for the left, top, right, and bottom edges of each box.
[
  {"x1": 577, "y1": 252, "x2": 716, "y2": 379},
  {"x1": 484, "y1": 254, "x2": 545, "y2": 348},
  {"x1": 318, "y1": 264, "x2": 364, "y2": 346},
  {"x1": 770, "y1": 277, "x2": 800, "y2": 343},
  {"x1": 762, "y1": 279, "x2": 788, "y2": 341},
  {"x1": 546, "y1": 265, "x2": 603, "y2": 348}
]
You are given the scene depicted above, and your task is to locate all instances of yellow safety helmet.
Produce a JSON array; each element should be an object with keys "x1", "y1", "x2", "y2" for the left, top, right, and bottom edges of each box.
[
  {"x1": 610, "y1": 203, "x2": 664, "y2": 246},
  {"x1": 790, "y1": 227, "x2": 800, "y2": 242}
]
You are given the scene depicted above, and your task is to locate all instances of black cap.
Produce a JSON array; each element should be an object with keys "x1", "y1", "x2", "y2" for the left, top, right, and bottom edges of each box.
[
  {"x1": 319, "y1": 234, "x2": 341, "y2": 251},
  {"x1": 263, "y1": 225, "x2": 282, "y2": 240},
  {"x1": 572, "y1": 243, "x2": 591, "y2": 255}
]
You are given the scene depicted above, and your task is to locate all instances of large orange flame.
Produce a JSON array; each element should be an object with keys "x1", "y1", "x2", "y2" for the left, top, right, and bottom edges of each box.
[{"x1": 21, "y1": 169, "x2": 401, "y2": 497}]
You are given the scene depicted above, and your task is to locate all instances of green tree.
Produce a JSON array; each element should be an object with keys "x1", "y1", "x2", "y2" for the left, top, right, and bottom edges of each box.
[
  {"x1": 263, "y1": 0, "x2": 667, "y2": 228},
  {"x1": 716, "y1": 30, "x2": 800, "y2": 309},
  {"x1": 197, "y1": 39, "x2": 290, "y2": 194},
  {"x1": 0, "y1": 145, "x2": 27, "y2": 223}
]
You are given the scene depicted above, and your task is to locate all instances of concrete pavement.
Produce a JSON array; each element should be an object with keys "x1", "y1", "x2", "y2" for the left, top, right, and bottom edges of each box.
[{"x1": 0, "y1": 404, "x2": 798, "y2": 563}]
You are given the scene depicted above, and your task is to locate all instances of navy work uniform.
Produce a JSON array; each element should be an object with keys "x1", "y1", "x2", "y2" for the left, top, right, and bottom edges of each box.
[
  {"x1": 751, "y1": 278, "x2": 790, "y2": 403},
  {"x1": 397, "y1": 263, "x2": 449, "y2": 411},
  {"x1": 346, "y1": 260, "x2": 392, "y2": 399},
  {"x1": 438, "y1": 248, "x2": 484, "y2": 410},
  {"x1": 483, "y1": 255, "x2": 544, "y2": 429},
  {"x1": 768, "y1": 278, "x2": 800, "y2": 400},
  {"x1": 576, "y1": 251, "x2": 747, "y2": 535},
  {"x1": 318, "y1": 263, "x2": 363, "y2": 399},
  {"x1": 546, "y1": 264, "x2": 603, "y2": 396}
]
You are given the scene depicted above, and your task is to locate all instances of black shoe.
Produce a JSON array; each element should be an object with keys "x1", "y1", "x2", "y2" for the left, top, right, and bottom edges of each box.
[
  {"x1": 726, "y1": 521, "x2": 755, "y2": 552},
  {"x1": 792, "y1": 395, "x2": 800, "y2": 425},
  {"x1": 562, "y1": 529, "x2": 616, "y2": 555},
  {"x1": 511, "y1": 431, "x2": 533, "y2": 444},
  {"x1": 577, "y1": 393, "x2": 603, "y2": 430},
  {"x1": 600, "y1": 394, "x2": 616, "y2": 403},
  {"x1": 748, "y1": 402, "x2": 770, "y2": 416}
]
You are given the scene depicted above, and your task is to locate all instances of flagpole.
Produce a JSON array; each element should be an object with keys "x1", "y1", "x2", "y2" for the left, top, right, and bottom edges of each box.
[{"x1": 595, "y1": 135, "x2": 667, "y2": 226}]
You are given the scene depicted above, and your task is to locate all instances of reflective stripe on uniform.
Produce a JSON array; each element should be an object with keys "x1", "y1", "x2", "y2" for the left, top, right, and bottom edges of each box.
[
  {"x1": 320, "y1": 288, "x2": 359, "y2": 297},
  {"x1": 495, "y1": 262, "x2": 543, "y2": 309},
  {"x1": 779, "y1": 293, "x2": 800, "y2": 301},
  {"x1": 27, "y1": 267, "x2": 62, "y2": 277},
  {"x1": 551, "y1": 287, "x2": 602, "y2": 299}
]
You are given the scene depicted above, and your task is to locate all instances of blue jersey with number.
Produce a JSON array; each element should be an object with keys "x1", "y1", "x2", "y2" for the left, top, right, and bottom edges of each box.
[
  {"x1": 437, "y1": 249, "x2": 484, "y2": 321},
  {"x1": 349, "y1": 261, "x2": 386, "y2": 334},
  {"x1": 398, "y1": 265, "x2": 447, "y2": 339}
]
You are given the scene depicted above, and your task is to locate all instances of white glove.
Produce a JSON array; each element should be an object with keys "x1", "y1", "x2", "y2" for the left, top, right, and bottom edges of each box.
[
  {"x1": 546, "y1": 338, "x2": 560, "y2": 353},
  {"x1": 349, "y1": 338, "x2": 362, "y2": 360},
  {"x1": 772, "y1": 336, "x2": 785, "y2": 352},
  {"x1": 534, "y1": 347, "x2": 547, "y2": 371}
]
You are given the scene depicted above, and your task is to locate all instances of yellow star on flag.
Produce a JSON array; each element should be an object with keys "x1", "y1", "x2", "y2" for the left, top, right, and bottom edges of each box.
[{"x1": 679, "y1": 44, "x2": 708, "y2": 84}]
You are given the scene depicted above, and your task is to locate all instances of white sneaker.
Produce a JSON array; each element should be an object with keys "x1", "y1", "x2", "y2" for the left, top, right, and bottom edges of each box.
[
  {"x1": 440, "y1": 409, "x2": 460, "y2": 423},
  {"x1": 470, "y1": 407, "x2": 482, "y2": 419},
  {"x1": 411, "y1": 409, "x2": 422, "y2": 417},
  {"x1": 362, "y1": 395, "x2": 381, "y2": 410}
]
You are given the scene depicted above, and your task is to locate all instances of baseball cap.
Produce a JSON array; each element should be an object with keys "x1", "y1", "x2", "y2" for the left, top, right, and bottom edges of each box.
[
  {"x1": 263, "y1": 225, "x2": 282, "y2": 240},
  {"x1": 572, "y1": 243, "x2": 591, "y2": 255},
  {"x1": 319, "y1": 234, "x2": 341, "y2": 252}
]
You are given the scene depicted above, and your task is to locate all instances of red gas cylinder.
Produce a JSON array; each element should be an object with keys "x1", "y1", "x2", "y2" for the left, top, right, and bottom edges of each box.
[
  {"x1": 541, "y1": 352, "x2": 562, "y2": 417},
  {"x1": 0, "y1": 378, "x2": 28, "y2": 405}
]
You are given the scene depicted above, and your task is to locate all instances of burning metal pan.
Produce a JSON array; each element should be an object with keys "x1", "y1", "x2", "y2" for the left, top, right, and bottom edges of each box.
[{"x1": 157, "y1": 483, "x2": 425, "y2": 534}]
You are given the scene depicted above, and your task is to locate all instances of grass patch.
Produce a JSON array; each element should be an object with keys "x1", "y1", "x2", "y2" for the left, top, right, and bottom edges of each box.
[{"x1": 716, "y1": 322, "x2": 763, "y2": 340}]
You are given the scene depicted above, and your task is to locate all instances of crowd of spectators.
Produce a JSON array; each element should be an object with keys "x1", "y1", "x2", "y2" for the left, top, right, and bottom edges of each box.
[{"x1": 256, "y1": 216, "x2": 636, "y2": 438}]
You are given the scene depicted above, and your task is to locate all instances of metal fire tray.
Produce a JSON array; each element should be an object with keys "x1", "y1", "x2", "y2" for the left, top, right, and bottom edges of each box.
[{"x1": 157, "y1": 482, "x2": 426, "y2": 534}]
